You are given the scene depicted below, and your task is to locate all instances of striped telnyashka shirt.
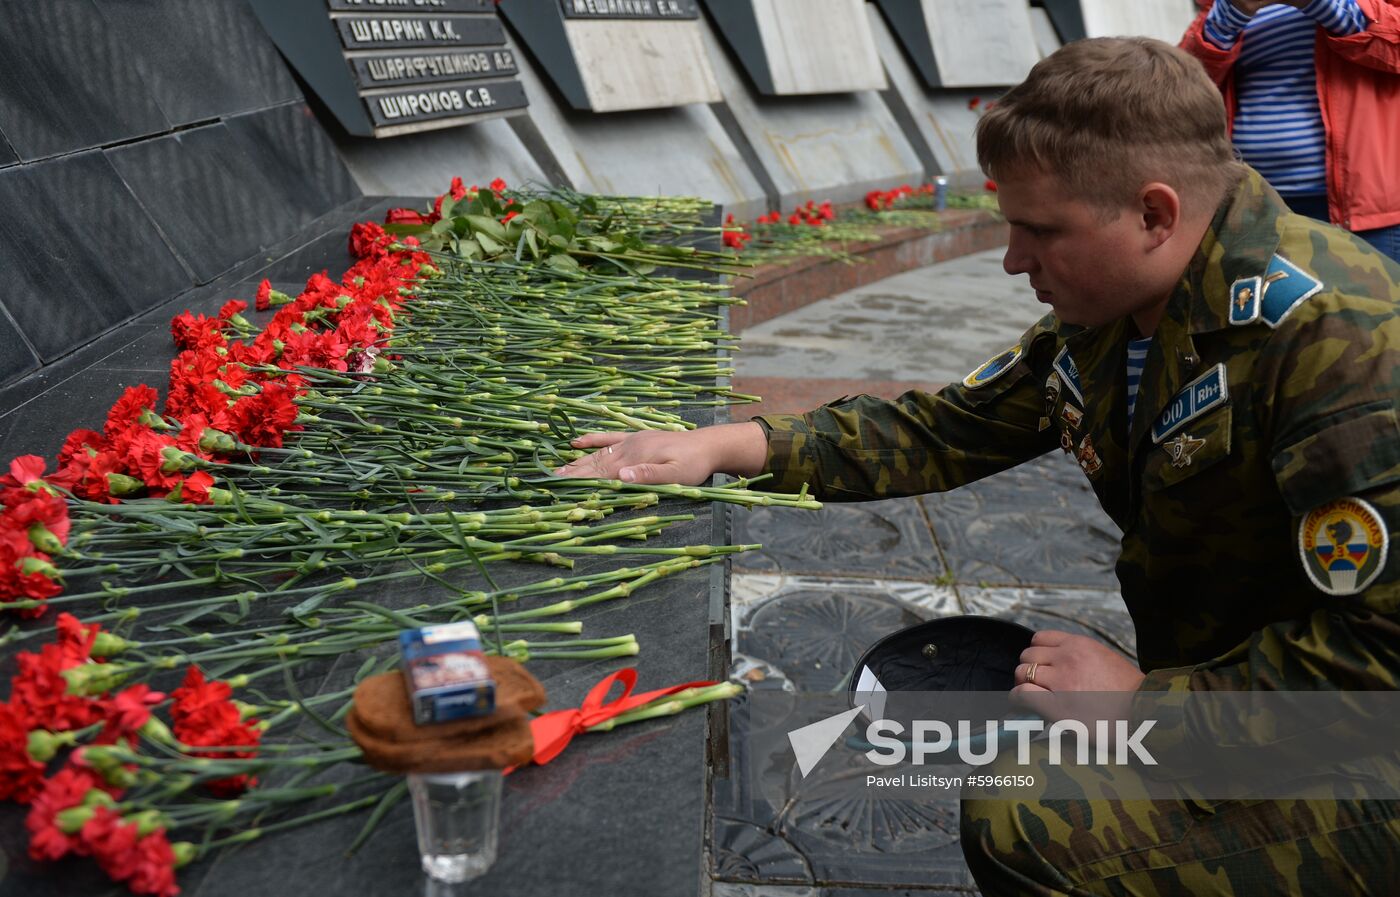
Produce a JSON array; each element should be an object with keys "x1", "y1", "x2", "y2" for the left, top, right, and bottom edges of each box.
[{"x1": 1204, "y1": 0, "x2": 1368, "y2": 196}]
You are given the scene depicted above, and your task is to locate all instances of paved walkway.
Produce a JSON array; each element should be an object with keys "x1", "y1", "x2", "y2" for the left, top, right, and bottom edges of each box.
[{"x1": 713, "y1": 249, "x2": 1136, "y2": 895}]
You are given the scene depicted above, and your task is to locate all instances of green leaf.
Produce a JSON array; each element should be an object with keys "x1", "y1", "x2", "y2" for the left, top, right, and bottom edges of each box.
[
  {"x1": 465, "y1": 215, "x2": 507, "y2": 242},
  {"x1": 545, "y1": 253, "x2": 581, "y2": 274},
  {"x1": 475, "y1": 230, "x2": 505, "y2": 256}
]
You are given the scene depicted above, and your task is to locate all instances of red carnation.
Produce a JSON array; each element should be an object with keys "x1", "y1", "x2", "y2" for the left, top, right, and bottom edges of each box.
[
  {"x1": 25, "y1": 764, "x2": 115, "y2": 860},
  {"x1": 384, "y1": 207, "x2": 427, "y2": 226},
  {"x1": 0, "y1": 701, "x2": 45, "y2": 803}
]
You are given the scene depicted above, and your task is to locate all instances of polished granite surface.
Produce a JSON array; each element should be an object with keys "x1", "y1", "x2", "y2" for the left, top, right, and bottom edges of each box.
[{"x1": 0, "y1": 199, "x2": 728, "y2": 897}]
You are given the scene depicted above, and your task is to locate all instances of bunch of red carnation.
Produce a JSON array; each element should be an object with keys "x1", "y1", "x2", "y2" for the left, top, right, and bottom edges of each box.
[
  {"x1": 755, "y1": 199, "x2": 836, "y2": 228},
  {"x1": 169, "y1": 666, "x2": 263, "y2": 797},
  {"x1": 864, "y1": 182, "x2": 934, "y2": 211},
  {"x1": 2, "y1": 613, "x2": 264, "y2": 895},
  {"x1": 0, "y1": 458, "x2": 71, "y2": 615},
  {"x1": 721, "y1": 213, "x2": 752, "y2": 250},
  {"x1": 386, "y1": 175, "x2": 520, "y2": 227}
]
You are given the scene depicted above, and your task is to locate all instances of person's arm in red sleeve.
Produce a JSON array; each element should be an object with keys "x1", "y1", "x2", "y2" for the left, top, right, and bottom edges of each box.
[{"x1": 1322, "y1": 0, "x2": 1400, "y2": 73}]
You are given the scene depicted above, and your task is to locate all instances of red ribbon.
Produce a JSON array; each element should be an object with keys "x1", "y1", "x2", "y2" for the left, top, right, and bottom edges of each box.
[{"x1": 517, "y1": 668, "x2": 716, "y2": 770}]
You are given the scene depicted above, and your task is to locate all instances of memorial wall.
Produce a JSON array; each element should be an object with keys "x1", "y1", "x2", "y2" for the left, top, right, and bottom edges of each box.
[{"x1": 0, "y1": 0, "x2": 1202, "y2": 388}]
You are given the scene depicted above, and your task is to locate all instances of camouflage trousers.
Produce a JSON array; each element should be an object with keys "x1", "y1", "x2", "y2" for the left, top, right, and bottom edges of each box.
[{"x1": 961, "y1": 760, "x2": 1400, "y2": 895}]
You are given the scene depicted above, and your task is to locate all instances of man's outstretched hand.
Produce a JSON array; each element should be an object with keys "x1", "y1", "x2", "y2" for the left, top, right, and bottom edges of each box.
[{"x1": 552, "y1": 422, "x2": 768, "y2": 486}]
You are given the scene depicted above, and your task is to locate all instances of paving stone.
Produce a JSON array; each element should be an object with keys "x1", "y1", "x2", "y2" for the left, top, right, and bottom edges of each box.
[
  {"x1": 921, "y1": 451, "x2": 1121, "y2": 589},
  {"x1": 731, "y1": 573, "x2": 959, "y2": 693},
  {"x1": 731, "y1": 497, "x2": 946, "y2": 580},
  {"x1": 735, "y1": 250, "x2": 1041, "y2": 384}
]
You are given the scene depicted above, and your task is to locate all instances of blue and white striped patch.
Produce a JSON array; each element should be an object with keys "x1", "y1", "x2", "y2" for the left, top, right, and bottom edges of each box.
[
  {"x1": 1151, "y1": 364, "x2": 1229, "y2": 444},
  {"x1": 1052, "y1": 347, "x2": 1084, "y2": 405},
  {"x1": 962, "y1": 344, "x2": 1024, "y2": 389},
  {"x1": 1260, "y1": 254, "x2": 1323, "y2": 328}
]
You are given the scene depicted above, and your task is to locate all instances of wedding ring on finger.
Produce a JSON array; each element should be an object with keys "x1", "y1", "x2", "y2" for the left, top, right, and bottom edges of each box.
[{"x1": 1026, "y1": 662, "x2": 1039, "y2": 685}]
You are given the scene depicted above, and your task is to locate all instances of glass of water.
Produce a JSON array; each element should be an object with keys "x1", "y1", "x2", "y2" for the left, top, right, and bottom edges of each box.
[{"x1": 407, "y1": 770, "x2": 503, "y2": 883}]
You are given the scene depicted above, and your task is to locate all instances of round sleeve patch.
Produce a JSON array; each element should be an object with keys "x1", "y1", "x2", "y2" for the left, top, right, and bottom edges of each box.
[
  {"x1": 1298, "y1": 497, "x2": 1389, "y2": 596},
  {"x1": 962, "y1": 344, "x2": 1024, "y2": 389}
]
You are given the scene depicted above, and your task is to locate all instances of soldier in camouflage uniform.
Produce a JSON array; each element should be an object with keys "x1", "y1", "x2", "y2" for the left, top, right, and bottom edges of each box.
[{"x1": 556, "y1": 36, "x2": 1400, "y2": 895}]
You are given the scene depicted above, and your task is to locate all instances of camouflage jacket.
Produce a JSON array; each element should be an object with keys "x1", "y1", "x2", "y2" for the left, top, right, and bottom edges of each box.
[{"x1": 757, "y1": 170, "x2": 1400, "y2": 691}]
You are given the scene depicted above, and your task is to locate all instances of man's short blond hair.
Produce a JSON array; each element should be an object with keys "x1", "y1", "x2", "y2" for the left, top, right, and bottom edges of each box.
[{"x1": 977, "y1": 37, "x2": 1247, "y2": 216}]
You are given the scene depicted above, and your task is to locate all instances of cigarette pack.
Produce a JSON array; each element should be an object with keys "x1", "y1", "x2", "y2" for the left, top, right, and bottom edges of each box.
[{"x1": 398, "y1": 621, "x2": 496, "y2": 724}]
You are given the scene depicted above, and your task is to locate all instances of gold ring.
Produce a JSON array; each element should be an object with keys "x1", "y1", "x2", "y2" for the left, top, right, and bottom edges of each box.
[{"x1": 1026, "y1": 662, "x2": 1038, "y2": 684}]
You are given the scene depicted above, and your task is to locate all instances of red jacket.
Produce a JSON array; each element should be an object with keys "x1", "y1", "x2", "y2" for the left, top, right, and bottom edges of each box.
[{"x1": 1181, "y1": 0, "x2": 1400, "y2": 232}]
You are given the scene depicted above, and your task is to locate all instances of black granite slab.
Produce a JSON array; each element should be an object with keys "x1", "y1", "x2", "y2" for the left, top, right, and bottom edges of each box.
[
  {"x1": 0, "y1": 198, "x2": 728, "y2": 897},
  {"x1": 920, "y1": 452, "x2": 1121, "y2": 589},
  {"x1": 224, "y1": 103, "x2": 360, "y2": 222},
  {"x1": 0, "y1": 129, "x2": 17, "y2": 169},
  {"x1": 731, "y1": 498, "x2": 946, "y2": 580},
  {"x1": 0, "y1": 151, "x2": 193, "y2": 362},
  {"x1": 92, "y1": 0, "x2": 301, "y2": 128},
  {"x1": 0, "y1": 0, "x2": 170, "y2": 161},
  {"x1": 106, "y1": 122, "x2": 331, "y2": 284},
  {"x1": 0, "y1": 309, "x2": 39, "y2": 390}
]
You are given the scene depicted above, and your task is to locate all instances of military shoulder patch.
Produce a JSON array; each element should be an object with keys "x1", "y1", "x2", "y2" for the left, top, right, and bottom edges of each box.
[
  {"x1": 963, "y1": 344, "x2": 1024, "y2": 389},
  {"x1": 1151, "y1": 364, "x2": 1228, "y2": 444},
  {"x1": 1228, "y1": 275, "x2": 1263, "y2": 326},
  {"x1": 1260, "y1": 254, "x2": 1323, "y2": 328},
  {"x1": 1051, "y1": 347, "x2": 1085, "y2": 405},
  {"x1": 1298, "y1": 497, "x2": 1388, "y2": 596}
]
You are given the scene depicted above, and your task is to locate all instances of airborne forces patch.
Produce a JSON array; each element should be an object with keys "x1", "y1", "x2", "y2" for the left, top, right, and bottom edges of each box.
[
  {"x1": 963, "y1": 344, "x2": 1024, "y2": 389},
  {"x1": 1229, "y1": 254, "x2": 1323, "y2": 329},
  {"x1": 1298, "y1": 497, "x2": 1389, "y2": 596}
]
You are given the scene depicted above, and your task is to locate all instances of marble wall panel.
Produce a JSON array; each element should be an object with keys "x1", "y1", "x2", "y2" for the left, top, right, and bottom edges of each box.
[
  {"x1": 919, "y1": 0, "x2": 1040, "y2": 87},
  {"x1": 514, "y1": 32, "x2": 768, "y2": 219},
  {"x1": 752, "y1": 0, "x2": 886, "y2": 95},
  {"x1": 1079, "y1": 0, "x2": 1197, "y2": 43},
  {"x1": 92, "y1": 0, "x2": 302, "y2": 127},
  {"x1": 0, "y1": 0, "x2": 170, "y2": 160},
  {"x1": 565, "y1": 19, "x2": 723, "y2": 111},
  {"x1": 335, "y1": 117, "x2": 549, "y2": 197},
  {"x1": 866, "y1": 7, "x2": 989, "y2": 186},
  {"x1": 701, "y1": 20, "x2": 924, "y2": 209},
  {"x1": 1029, "y1": 5, "x2": 1064, "y2": 58}
]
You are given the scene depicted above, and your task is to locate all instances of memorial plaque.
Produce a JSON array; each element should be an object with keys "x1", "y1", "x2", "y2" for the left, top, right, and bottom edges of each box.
[
  {"x1": 328, "y1": 0, "x2": 494, "y2": 10},
  {"x1": 500, "y1": 0, "x2": 721, "y2": 112},
  {"x1": 350, "y1": 48, "x2": 519, "y2": 88},
  {"x1": 703, "y1": 0, "x2": 887, "y2": 96},
  {"x1": 334, "y1": 15, "x2": 503, "y2": 49},
  {"x1": 874, "y1": 0, "x2": 1039, "y2": 89},
  {"x1": 249, "y1": 0, "x2": 528, "y2": 137},
  {"x1": 1078, "y1": 0, "x2": 1196, "y2": 43},
  {"x1": 559, "y1": 0, "x2": 699, "y2": 18},
  {"x1": 365, "y1": 78, "x2": 528, "y2": 128}
]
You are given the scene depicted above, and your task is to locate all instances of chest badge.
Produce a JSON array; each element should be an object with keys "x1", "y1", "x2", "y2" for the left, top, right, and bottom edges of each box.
[
  {"x1": 1151, "y1": 364, "x2": 1228, "y2": 444},
  {"x1": 1298, "y1": 497, "x2": 1388, "y2": 596},
  {"x1": 1075, "y1": 434, "x2": 1103, "y2": 476},
  {"x1": 1163, "y1": 433, "x2": 1206, "y2": 468},
  {"x1": 1052, "y1": 347, "x2": 1085, "y2": 405}
]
